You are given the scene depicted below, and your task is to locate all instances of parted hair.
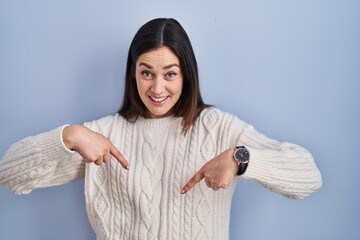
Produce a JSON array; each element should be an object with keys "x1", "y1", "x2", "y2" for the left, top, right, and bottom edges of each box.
[{"x1": 118, "y1": 18, "x2": 210, "y2": 133}]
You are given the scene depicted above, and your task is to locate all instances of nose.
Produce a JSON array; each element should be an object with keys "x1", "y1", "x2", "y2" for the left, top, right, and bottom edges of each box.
[{"x1": 150, "y1": 77, "x2": 165, "y2": 95}]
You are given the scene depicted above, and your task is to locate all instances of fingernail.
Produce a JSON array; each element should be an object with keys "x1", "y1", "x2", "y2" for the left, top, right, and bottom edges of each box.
[
  {"x1": 126, "y1": 165, "x2": 130, "y2": 170},
  {"x1": 181, "y1": 189, "x2": 186, "y2": 194}
]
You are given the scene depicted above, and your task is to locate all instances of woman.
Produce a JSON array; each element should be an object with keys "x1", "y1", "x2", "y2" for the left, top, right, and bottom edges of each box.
[{"x1": 0, "y1": 18, "x2": 322, "y2": 240}]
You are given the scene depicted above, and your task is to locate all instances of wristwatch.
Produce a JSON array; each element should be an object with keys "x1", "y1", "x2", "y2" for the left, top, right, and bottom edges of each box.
[{"x1": 233, "y1": 146, "x2": 250, "y2": 175}]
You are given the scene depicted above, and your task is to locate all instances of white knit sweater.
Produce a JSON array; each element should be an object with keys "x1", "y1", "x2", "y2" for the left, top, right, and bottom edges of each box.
[{"x1": 0, "y1": 108, "x2": 322, "y2": 240}]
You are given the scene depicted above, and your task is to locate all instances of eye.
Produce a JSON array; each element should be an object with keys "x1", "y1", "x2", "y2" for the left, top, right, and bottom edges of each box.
[
  {"x1": 141, "y1": 71, "x2": 153, "y2": 79},
  {"x1": 165, "y1": 72, "x2": 177, "y2": 79}
]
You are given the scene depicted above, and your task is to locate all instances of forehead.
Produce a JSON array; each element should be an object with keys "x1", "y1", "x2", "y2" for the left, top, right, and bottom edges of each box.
[{"x1": 136, "y1": 46, "x2": 180, "y2": 67}]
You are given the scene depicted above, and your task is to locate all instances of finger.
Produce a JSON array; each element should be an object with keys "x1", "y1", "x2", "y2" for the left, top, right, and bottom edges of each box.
[
  {"x1": 94, "y1": 158, "x2": 103, "y2": 165},
  {"x1": 110, "y1": 145, "x2": 129, "y2": 170},
  {"x1": 84, "y1": 158, "x2": 93, "y2": 164},
  {"x1": 103, "y1": 151, "x2": 111, "y2": 164},
  {"x1": 205, "y1": 178, "x2": 211, "y2": 188},
  {"x1": 181, "y1": 170, "x2": 204, "y2": 194},
  {"x1": 209, "y1": 179, "x2": 220, "y2": 191}
]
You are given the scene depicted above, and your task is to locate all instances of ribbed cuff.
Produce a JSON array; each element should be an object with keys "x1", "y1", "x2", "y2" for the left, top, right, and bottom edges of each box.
[
  {"x1": 37, "y1": 125, "x2": 76, "y2": 160},
  {"x1": 239, "y1": 147, "x2": 277, "y2": 183}
]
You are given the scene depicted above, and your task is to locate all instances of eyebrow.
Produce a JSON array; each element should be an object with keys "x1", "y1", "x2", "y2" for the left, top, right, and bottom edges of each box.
[{"x1": 138, "y1": 62, "x2": 180, "y2": 70}]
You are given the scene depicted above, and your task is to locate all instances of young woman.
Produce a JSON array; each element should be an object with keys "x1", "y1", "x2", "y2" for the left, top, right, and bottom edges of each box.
[{"x1": 0, "y1": 18, "x2": 322, "y2": 240}]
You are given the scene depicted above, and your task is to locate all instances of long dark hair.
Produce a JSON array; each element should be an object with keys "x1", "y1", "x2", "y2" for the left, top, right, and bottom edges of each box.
[{"x1": 118, "y1": 18, "x2": 210, "y2": 133}]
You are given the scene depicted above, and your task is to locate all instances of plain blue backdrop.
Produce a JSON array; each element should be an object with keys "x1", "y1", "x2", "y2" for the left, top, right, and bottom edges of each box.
[{"x1": 0, "y1": 1, "x2": 359, "y2": 239}]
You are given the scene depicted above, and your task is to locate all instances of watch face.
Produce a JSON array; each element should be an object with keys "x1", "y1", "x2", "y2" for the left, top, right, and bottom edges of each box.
[{"x1": 235, "y1": 147, "x2": 249, "y2": 162}]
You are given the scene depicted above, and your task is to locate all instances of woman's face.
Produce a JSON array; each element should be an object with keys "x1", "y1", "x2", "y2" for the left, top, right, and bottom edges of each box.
[{"x1": 135, "y1": 46, "x2": 183, "y2": 118}]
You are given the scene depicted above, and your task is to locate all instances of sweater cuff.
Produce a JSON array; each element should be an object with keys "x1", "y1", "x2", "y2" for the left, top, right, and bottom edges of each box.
[
  {"x1": 60, "y1": 125, "x2": 76, "y2": 153},
  {"x1": 37, "y1": 125, "x2": 76, "y2": 160},
  {"x1": 240, "y1": 147, "x2": 276, "y2": 183}
]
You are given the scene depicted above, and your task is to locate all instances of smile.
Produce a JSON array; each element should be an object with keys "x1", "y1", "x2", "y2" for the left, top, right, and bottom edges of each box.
[{"x1": 149, "y1": 96, "x2": 169, "y2": 102}]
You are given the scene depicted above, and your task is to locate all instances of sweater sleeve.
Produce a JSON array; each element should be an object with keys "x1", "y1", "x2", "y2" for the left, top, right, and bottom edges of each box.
[
  {"x1": 227, "y1": 116, "x2": 322, "y2": 200},
  {"x1": 0, "y1": 125, "x2": 85, "y2": 195}
]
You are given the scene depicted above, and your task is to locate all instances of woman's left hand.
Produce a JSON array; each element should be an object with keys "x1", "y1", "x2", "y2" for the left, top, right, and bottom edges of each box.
[{"x1": 181, "y1": 148, "x2": 239, "y2": 194}]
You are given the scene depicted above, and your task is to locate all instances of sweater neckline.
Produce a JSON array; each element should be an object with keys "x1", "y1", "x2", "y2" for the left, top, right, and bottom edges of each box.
[{"x1": 135, "y1": 115, "x2": 182, "y2": 128}]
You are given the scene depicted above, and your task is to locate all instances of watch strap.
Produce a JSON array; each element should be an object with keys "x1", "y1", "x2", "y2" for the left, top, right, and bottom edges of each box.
[
  {"x1": 234, "y1": 146, "x2": 249, "y2": 176},
  {"x1": 237, "y1": 161, "x2": 248, "y2": 175}
]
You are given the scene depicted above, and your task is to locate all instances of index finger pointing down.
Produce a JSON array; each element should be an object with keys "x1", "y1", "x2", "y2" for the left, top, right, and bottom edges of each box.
[
  {"x1": 110, "y1": 146, "x2": 129, "y2": 170},
  {"x1": 181, "y1": 170, "x2": 204, "y2": 194}
]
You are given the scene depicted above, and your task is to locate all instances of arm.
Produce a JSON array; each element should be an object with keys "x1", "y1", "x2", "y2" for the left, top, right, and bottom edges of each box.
[
  {"x1": 0, "y1": 126, "x2": 85, "y2": 195},
  {"x1": 182, "y1": 110, "x2": 322, "y2": 199},
  {"x1": 0, "y1": 120, "x2": 129, "y2": 195},
  {"x1": 238, "y1": 125, "x2": 322, "y2": 199}
]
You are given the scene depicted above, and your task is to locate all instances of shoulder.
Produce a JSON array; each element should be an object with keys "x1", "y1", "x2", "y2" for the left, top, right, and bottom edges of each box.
[
  {"x1": 84, "y1": 114, "x2": 127, "y2": 133},
  {"x1": 198, "y1": 107, "x2": 238, "y2": 125},
  {"x1": 197, "y1": 107, "x2": 250, "y2": 133}
]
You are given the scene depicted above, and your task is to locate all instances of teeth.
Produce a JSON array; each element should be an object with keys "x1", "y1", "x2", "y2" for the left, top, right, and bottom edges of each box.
[{"x1": 150, "y1": 96, "x2": 168, "y2": 102}]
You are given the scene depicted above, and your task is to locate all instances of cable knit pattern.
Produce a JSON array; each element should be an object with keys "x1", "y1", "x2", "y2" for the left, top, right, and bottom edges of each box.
[
  {"x1": 118, "y1": 120, "x2": 133, "y2": 239},
  {"x1": 0, "y1": 107, "x2": 322, "y2": 240},
  {"x1": 139, "y1": 128, "x2": 167, "y2": 240},
  {"x1": 171, "y1": 132, "x2": 187, "y2": 240}
]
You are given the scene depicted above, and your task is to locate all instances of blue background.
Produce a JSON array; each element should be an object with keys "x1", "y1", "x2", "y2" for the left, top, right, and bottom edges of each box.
[{"x1": 0, "y1": 1, "x2": 359, "y2": 239}]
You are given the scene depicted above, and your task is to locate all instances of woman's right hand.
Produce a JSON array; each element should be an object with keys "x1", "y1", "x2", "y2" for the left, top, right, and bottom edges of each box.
[{"x1": 62, "y1": 125, "x2": 129, "y2": 169}]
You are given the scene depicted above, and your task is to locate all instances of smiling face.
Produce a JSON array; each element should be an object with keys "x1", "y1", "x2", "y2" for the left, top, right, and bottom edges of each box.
[{"x1": 135, "y1": 46, "x2": 183, "y2": 118}]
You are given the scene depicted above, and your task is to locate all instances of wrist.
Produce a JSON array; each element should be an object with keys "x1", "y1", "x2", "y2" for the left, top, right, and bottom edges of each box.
[
  {"x1": 233, "y1": 146, "x2": 250, "y2": 176},
  {"x1": 62, "y1": 125, "x2": 81, "y2": 151},
  {"x1": 228, "y1": 148, "x2": 240, "y2": 176}
]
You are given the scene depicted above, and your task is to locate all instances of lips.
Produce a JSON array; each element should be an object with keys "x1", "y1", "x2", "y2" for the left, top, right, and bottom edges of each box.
[{"x1": 149, "y1": 96, "x2": 169, "y2": 102}]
